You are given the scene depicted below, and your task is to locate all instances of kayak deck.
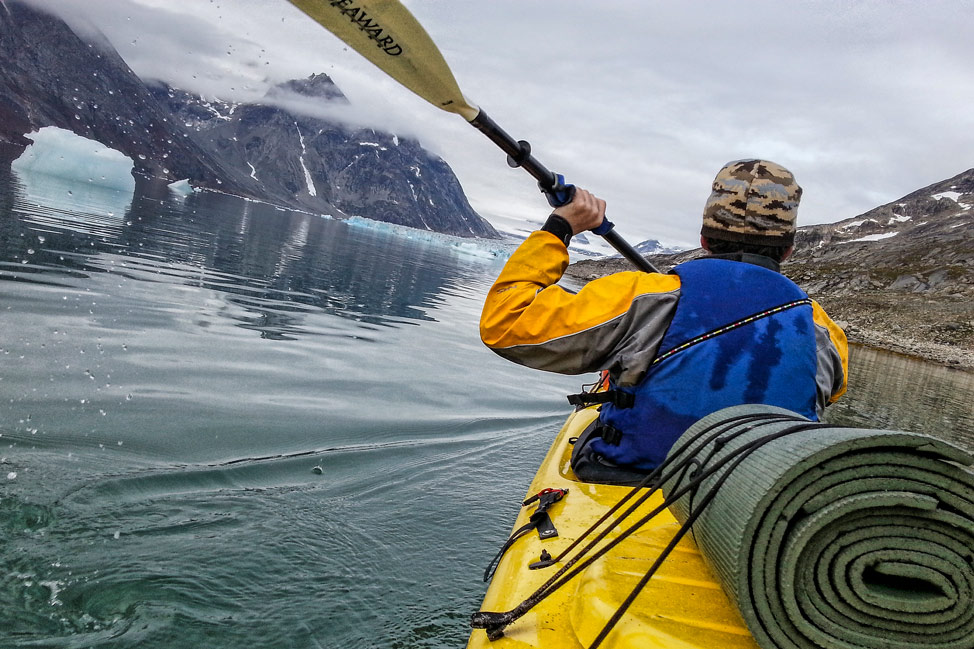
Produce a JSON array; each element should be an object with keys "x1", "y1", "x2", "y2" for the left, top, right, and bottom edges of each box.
[{"x1": 466, "y1": 406, "x2": 759, "y2": 649}]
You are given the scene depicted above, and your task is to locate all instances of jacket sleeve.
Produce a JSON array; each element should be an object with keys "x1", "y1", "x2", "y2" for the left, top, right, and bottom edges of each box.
[
  {"x1": 811, "y1": 300, "x2": 849, "y2": 407},
  {"x1": 480, "y1": 231, "x2": 682, "y2": 382}
]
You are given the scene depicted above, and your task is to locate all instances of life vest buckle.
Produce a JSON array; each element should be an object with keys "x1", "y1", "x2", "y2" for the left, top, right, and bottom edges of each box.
[{"x1": 597, "y1": 424, "x2": 623, "y2": 446}]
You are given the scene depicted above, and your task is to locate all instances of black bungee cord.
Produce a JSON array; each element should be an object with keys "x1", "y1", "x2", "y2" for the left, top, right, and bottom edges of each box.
[
  {"x1": 585, "y1": 419, "x2": 835, "y2": 648},
  {"x1": 543, "y1": 412, "x2": 802, "y2": 567},
  {"x1": 471, "y1": 413, "x2": 798, "y2": 633}
]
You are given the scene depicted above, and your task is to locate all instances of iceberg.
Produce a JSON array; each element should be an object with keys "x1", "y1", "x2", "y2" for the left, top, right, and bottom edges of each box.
[
  {"x1": 168, "y1": 178, "x2": 196, "y2": 197},
  {"x1": 11, "y1": 127, "x2": 134, "y2": 224},
  {"x1": 12, "y1": 126, "x2": 136, "y2": 192}
]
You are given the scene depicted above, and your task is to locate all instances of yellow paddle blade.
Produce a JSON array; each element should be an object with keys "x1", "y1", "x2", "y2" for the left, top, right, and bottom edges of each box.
[{"x1": 287, "y1": 0, "x2": 480, "y2": 121}]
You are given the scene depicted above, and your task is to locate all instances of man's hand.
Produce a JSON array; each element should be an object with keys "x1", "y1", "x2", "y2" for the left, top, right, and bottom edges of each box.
[{"x1": 552, "y1": 188, "x2": 606, "y2": 235}]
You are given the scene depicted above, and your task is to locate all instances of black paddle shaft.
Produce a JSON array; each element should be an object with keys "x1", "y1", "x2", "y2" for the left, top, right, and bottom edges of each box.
[{"x1": 469, "y1": 111, "x2": 659, "y2": 274}]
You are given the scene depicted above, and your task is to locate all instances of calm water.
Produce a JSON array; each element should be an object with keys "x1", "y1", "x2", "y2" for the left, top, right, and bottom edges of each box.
[{"x1": 2, "y1": 167, "x2": 973, "y2": 648}]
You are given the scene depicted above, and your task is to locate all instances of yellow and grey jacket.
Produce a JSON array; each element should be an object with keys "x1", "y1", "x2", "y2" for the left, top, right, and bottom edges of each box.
[{"x1": 481, "y1": 231, "x2": 849, "y2": 469}]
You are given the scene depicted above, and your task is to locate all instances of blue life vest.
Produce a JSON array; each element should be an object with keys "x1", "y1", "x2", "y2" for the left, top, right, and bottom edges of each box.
[{"x1": 590, "y1": 258, "x2": 819, "y2": 470}]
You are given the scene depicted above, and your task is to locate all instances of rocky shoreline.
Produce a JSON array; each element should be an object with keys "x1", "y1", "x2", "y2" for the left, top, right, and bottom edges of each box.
[{"x1": 810, "y1": 290, "x2": 974, "y2": 372}]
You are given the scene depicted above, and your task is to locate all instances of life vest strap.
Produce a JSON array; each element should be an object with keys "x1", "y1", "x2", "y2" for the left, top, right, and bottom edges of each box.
[{"x1": 566, "y1": 390, "x2": 635, "y2": 409}]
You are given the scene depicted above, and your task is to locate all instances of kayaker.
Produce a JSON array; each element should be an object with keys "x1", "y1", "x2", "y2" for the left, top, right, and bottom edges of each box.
[{"x1": 480, "y1": 159, "x2": 848, "y2": 481}]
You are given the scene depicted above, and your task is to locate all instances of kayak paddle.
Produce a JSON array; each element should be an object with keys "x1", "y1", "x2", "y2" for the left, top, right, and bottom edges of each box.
[{"x1": 286, "y1": 0, "x2": 659, "y2": 273}]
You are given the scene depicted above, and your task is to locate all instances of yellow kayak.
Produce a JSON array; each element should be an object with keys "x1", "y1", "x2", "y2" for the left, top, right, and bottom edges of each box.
[{"x1": 466, "y1": 405, "x2": 759, "y2": 649}]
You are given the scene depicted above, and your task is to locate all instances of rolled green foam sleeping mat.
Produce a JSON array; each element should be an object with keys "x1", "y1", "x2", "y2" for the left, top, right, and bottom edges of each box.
[{"x1": 662, "y1": 404, "x2": 974, "y2": 649}]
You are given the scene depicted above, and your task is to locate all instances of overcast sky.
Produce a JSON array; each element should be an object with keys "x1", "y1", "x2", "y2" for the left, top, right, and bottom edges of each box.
[{"x1": 27, "y1": 0, "x2": 974, "y2": 248}]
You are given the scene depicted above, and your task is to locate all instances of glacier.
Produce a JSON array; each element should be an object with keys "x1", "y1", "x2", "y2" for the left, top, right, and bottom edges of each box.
[{"x1": 342, "y1": 215, "x2": 517, "y2": 262}]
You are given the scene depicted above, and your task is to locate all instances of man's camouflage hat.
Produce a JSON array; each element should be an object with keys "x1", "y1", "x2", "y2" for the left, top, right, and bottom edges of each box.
[{"x1": 701, "y1": 159, "x2": 801, "y2": 247}]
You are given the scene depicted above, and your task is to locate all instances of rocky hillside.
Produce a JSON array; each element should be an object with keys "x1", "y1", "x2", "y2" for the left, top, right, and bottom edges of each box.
[
  {"x1": 567, "y1": 169, "x2": 974, "y2": 369},
  {"x1": 0, "y1": 1, "x2": 496, "y2": 238},
  {"x1": 149, "y1": 78, "x2": 495, "y2": 236},
  {"x1": 787, "y1": 168, "x2": 973, "y2": 367}
]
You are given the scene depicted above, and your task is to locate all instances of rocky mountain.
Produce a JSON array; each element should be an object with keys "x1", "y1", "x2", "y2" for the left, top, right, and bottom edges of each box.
[
  {"x1": 566, "y1": 169, "x2": 974, "y2": 369},
  {"x1": 148, "y1": 78, "x2": 495, "y2": 237},
  {"x1": 786, "y1": 168, "x2": 973, "y2": 367},
  {"x1": 633, "y1": 238, "x2": 685, "y2": 256},
  {"x1": 0, "y1": 1, "x2": 496, "y2": 238},
  {"x1": 789, "y1": 167, "x2": 973, "y2": 294}
]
